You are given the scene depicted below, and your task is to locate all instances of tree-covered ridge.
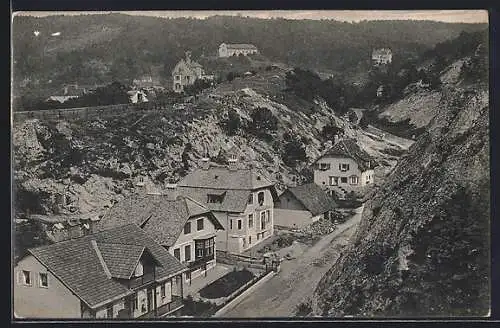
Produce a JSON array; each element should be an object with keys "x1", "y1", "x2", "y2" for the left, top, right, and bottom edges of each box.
[{"x1": 12, "y1": 13, "x2": 486, "y2": 89}]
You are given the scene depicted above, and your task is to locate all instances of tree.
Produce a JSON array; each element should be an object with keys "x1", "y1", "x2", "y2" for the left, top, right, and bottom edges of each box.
[
  {"x1": 282, "y1": 138, "x2": 307, "y2": 167},
  {"x1": 250, "y1": 107, "x2": 278, "y2": 133},
  {"x1": 225, "y1": 109, "x2": 241, "y2": 136}
]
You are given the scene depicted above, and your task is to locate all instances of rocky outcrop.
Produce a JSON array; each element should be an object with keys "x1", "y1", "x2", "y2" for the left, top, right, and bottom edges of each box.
[{"x1": 311, "y1": 85, "x2": 490, "y2": 317}]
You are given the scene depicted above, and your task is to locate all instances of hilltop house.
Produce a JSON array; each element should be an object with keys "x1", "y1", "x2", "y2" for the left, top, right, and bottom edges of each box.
[
  {"x1": 171, "y1": 51, "x2": 208, "y2": 93},
  {"x1": 372, "y1": 48, "x2": 393, "y2": 66},
  {"x1": 274, "y1": 183, "x2": 338, "y2": 229},
  {"x1": 96, "y1": 189, "x2": 224, "y2": 284},
  {"x1": 177, "y1": 158, "x2": 278, "y2": 254},
  {"x1": 218, "y1": 43, "x2": 259, "y2": 58},
  {"x1": 14, "y1": 224, "x2": 187, "y2": 319},
  {"x1": 313, "y1": 138, "x2": 376, "y2": 199}
]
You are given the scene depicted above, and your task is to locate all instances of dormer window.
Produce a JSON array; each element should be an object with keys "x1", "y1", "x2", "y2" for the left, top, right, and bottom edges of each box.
[{"x1": 207, "y1": 193, "x2": 224, "y2": 204}]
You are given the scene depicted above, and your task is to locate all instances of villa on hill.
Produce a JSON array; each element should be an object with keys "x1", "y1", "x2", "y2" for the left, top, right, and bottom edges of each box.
[
  {"x1": 313, "y1": 138, "x2": 377, "y2": 199},
  {"x1": 372, "y1": 48, "x2": 393, "y2": 66},
  {"x1": 177, "y1": 157, "x2": 278, "y2": 254},
  {"x1": 171, "y1": 51, "x2": 213, "y2": 93},
  {"x1": 14, "y1": 224, "x2": 187, "y2": 319},
  {"x1": 218, "y1": 43, "x2": 259, "y2": 58}
]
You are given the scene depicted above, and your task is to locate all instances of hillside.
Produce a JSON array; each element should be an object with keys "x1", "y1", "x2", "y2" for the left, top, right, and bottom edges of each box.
[
  {"x1": 12, "y1": 13, "x2": 486, "y2": 95},
  {"x1": 310, "y1": 62, "x2": 490, "y2": 316},
  {"x1": 13, "y1": 64, "x2": 411, "y2": 220}
]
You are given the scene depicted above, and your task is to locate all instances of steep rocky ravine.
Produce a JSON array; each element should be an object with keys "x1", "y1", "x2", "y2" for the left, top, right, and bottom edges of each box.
[{"x1": 311, "y1": 85, "x2": 490, "y2": 317}]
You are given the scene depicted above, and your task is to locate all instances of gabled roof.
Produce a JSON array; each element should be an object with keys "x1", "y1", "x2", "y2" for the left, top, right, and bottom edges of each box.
[
  {"x1": 284, "y1": 183, "x2": 337, "y2": 216},
  {"x1": 372, "y1": 48, "x2": 392, "y2": 56},
  {"x1": 315, "y1": 138, "x2": 375, "y2": 171},
  {"x1": 178, "y1": 187, "x2": 251, "y2": 213},
  {"x1": 28, "y1": 224, "x2": 186, "y2": 309},
  {"x1": 178, "y1": 166, "x2": 274, "y2": 191},
  {"x1": 97, "y1": 194, "x2": 223, "y2": 247}
]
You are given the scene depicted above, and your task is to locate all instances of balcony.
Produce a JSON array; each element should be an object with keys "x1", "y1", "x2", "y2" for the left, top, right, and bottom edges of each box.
[
  {"x1": 187, "y1": 254, "x2": 215, "y2": 271},
  {"x1": 137, "y1": 295, "x2": 184, "y2": 319},
  {"x1": 128, "y1": 272, "x2": 155, "y2": 289}
]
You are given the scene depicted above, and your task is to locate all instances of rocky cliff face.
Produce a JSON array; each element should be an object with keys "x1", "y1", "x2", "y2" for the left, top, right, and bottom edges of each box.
[
  {"x1": 13, "y1": 69, "x2": 409, "y2": 218},
  {"x1": 311, "y1": 82, "x2": 490, "y2": 317}
]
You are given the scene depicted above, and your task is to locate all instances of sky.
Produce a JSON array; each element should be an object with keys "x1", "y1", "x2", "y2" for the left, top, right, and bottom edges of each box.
[{"x1": 14, "y1": 10, "x2": 489, "y2": 24}]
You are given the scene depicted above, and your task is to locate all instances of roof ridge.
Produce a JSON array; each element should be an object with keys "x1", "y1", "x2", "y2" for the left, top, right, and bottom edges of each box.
[{"x1": 90, "y1": 240, "x2": 112, "y2": 279}]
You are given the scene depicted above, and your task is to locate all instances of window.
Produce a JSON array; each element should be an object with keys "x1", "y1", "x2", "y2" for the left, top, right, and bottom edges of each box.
[
  {"x1": 185, "y1": 245, "x2": 191, "y2": 262},
  {"x1": 260, "y1": 211, "x2": 266, "y2": 229},
  {"x1": 266, "y1": 210, "x2": 271, "y2": 223},
  {"x1": 195, "y1": 238, "x2": 214, "y2": 258},
  {"x1": 319, "y1": 163, "x2": 330, "y2": 171},
  {"x1": 184, "y1": 222, "x2": 191, "y2": 234},
  {"x1": 350, "y1": 176, "x2": 359, "y2": 185},
  {"x1": 248, "y1": 194, "x2": 253, "y2": 204},
  {"x1": 257, "y1": 233, "x2": 260, "y2": 240},
  {"x1": 161, "y1": 285, "x2": 166, "y2": 298},
  {"x1": 106, "y1": 305, "x2": 114, "y2": 318},
  {"x1": 197, "y1": 218, "x2": 204, "y2": 231},
  {"x1": 249, "y1": 236, "x2": 252, "y2": 244},
  {"x1": 39, "y1": 273, "x2": 48, "y2": 288},
  {"x1": 329, "y1": 176, "x2": 338, "y2": 186},
  {"x1": 257, "y1": 191, "x2": 265, "y2": 205},
  {"x1": 207, "y1": 194, "x2": 224, "y2": 203},
  {"x1": 237, "y1": 219, "x2": 242, "y2": 230},
  {"x1": 175, "y1": 75, "x2": 181, "y2": 81},
  {"x1": 340, "y1": 177, "x2": 348, "y2": 183},
  {"x1": 174, "y1": 248, "x2": 180, "y2": 261},
  {"x1": 132, "y1": 295, "x2": 138, "y2": 310},
  {"x1": 21, "y1": 270, "x2": 31, "y2": 286},
  {"x1": 230, "y1": 219, "x2": 233, "y2": 230},
  {"x1": 339, "y1": 163, "x2": 350, "y2": 172},
  {"x1": 248, "y1": 214, "x2": 254, "y2": 228}
]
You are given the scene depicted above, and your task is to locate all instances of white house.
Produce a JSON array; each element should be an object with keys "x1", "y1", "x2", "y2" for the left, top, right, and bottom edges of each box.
[
  {"x1": 127, "y1": 90, "x2": 149, "y2": 104},
  {"x1": 218, "y1": 43, "x2": 259, "y2": 58},
  {"x1": 274, "y1": 183, "x2": 338, "y2": 229},
  {"x1": 313, "y1": 138, "x2": 376, "y2": 199},
  {"x1": 171, "y1": 51, "x2": 205, "y2": 93},
  {"x1": 177, "y1": 158, "x2": 278, "y2": 254}
]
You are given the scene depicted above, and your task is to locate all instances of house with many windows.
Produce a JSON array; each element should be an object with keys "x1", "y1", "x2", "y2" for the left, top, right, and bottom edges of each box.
[
  {"x1": 372, "y1": 48, "x2": 393, "y2": 66},
  {"x1": 13, "y1": 224, "x2": 187, "y2": 319},
  {"x1": 218, "y1": 43, "x2": 259, "y2": 57},
  {"x1": 177, "y1": 158, "x2": 278, "y2": 254},
  {"x1": 96, "y1": 188, "x2": 224, "y2": 285},
  {"x1": 313, "y1": 138, "x2": 376, "y2": 199}
]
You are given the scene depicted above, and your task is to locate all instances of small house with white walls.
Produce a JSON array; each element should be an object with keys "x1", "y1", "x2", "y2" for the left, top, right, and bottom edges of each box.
[
  {"x1": 97, "y1": 186, "x2": 224, "y2": 285},
  {"x1": 127, "y1": 90, "x2": 149, "y2": 104},
  {"x1": 14, "y1": 224, "x2": 187, "y2": 319},
  {"x1": 274, "y1": 183, "x2": 338, "y2": 229},
  {"x1": 313, "y1": 138, "x2": 376, "y2": 199},
  {"x1": 372, "y1": 48, "x2": 393, "y2": 66}
]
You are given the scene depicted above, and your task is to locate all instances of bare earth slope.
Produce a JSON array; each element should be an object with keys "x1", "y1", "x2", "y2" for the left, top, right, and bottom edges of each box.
[{"x1": 311, "y1": 84, "x2": 490, "y2": 317}]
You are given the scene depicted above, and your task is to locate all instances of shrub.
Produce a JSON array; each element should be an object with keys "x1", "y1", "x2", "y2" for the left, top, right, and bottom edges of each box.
[
  {"x1": 225, "y1": 109, "x2": 241, "y2": 136},
  {"x1": 281, "y1": 138, "x2": 307, "y2": 167}
]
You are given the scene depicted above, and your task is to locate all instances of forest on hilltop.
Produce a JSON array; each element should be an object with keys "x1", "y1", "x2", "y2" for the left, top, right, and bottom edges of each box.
[{"x1": 12, "y1": 13, "x2": 486, "y2": 91}]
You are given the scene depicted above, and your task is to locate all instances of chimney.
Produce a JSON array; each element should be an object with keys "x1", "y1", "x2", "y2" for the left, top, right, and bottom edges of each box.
[
  {"x1": 228, "y1": 157, "x2": 238, "y2": 171},
  {"x1": 165, "y1": 183, "x2": 179, "y2": 201},
  {"x1": 185, "y1": 51, "x2": 192, "y2": 63},
  {"x1": 200, "y1": 157, "x2": 210, "y2": 170},
  {"x1": 63, "y1": 86, "x2": 68, "y2": 95}
]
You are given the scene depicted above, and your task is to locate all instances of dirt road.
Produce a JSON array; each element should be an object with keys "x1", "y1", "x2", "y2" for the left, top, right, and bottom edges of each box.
[{"x1": 219, "y1": 205, "x2": 364, "y2": 318}]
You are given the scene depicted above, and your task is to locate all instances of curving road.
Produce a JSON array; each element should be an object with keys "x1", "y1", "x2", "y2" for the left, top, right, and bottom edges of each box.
[{"x1": 218, "y1": 205, "x2": 364, "y2": 318}]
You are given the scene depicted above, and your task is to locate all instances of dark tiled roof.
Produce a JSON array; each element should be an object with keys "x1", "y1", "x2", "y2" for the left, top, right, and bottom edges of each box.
[
  {"x1": 178, "y1": 166, "x2": 274, "y2": 191},
  {"x1": 28, "y1": 224, "x2": 187, "y2": 308},
  {"x1": 97, "y1": 194, "x2": 222, "y2": 247},
  {"x1": 178, "y1": 187, "x2": 250, "y2": 213},
  {"x1": 317, "y1": 139, "x2": 375, "y2": 171},
  {"x1": 285, "y1": 183, "x2": 338, "y2": 216}
]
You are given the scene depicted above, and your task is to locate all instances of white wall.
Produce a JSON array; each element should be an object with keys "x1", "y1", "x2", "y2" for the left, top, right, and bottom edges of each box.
[{"x1": 314, "y1": 157, "x2": 372, "y2": 190}]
